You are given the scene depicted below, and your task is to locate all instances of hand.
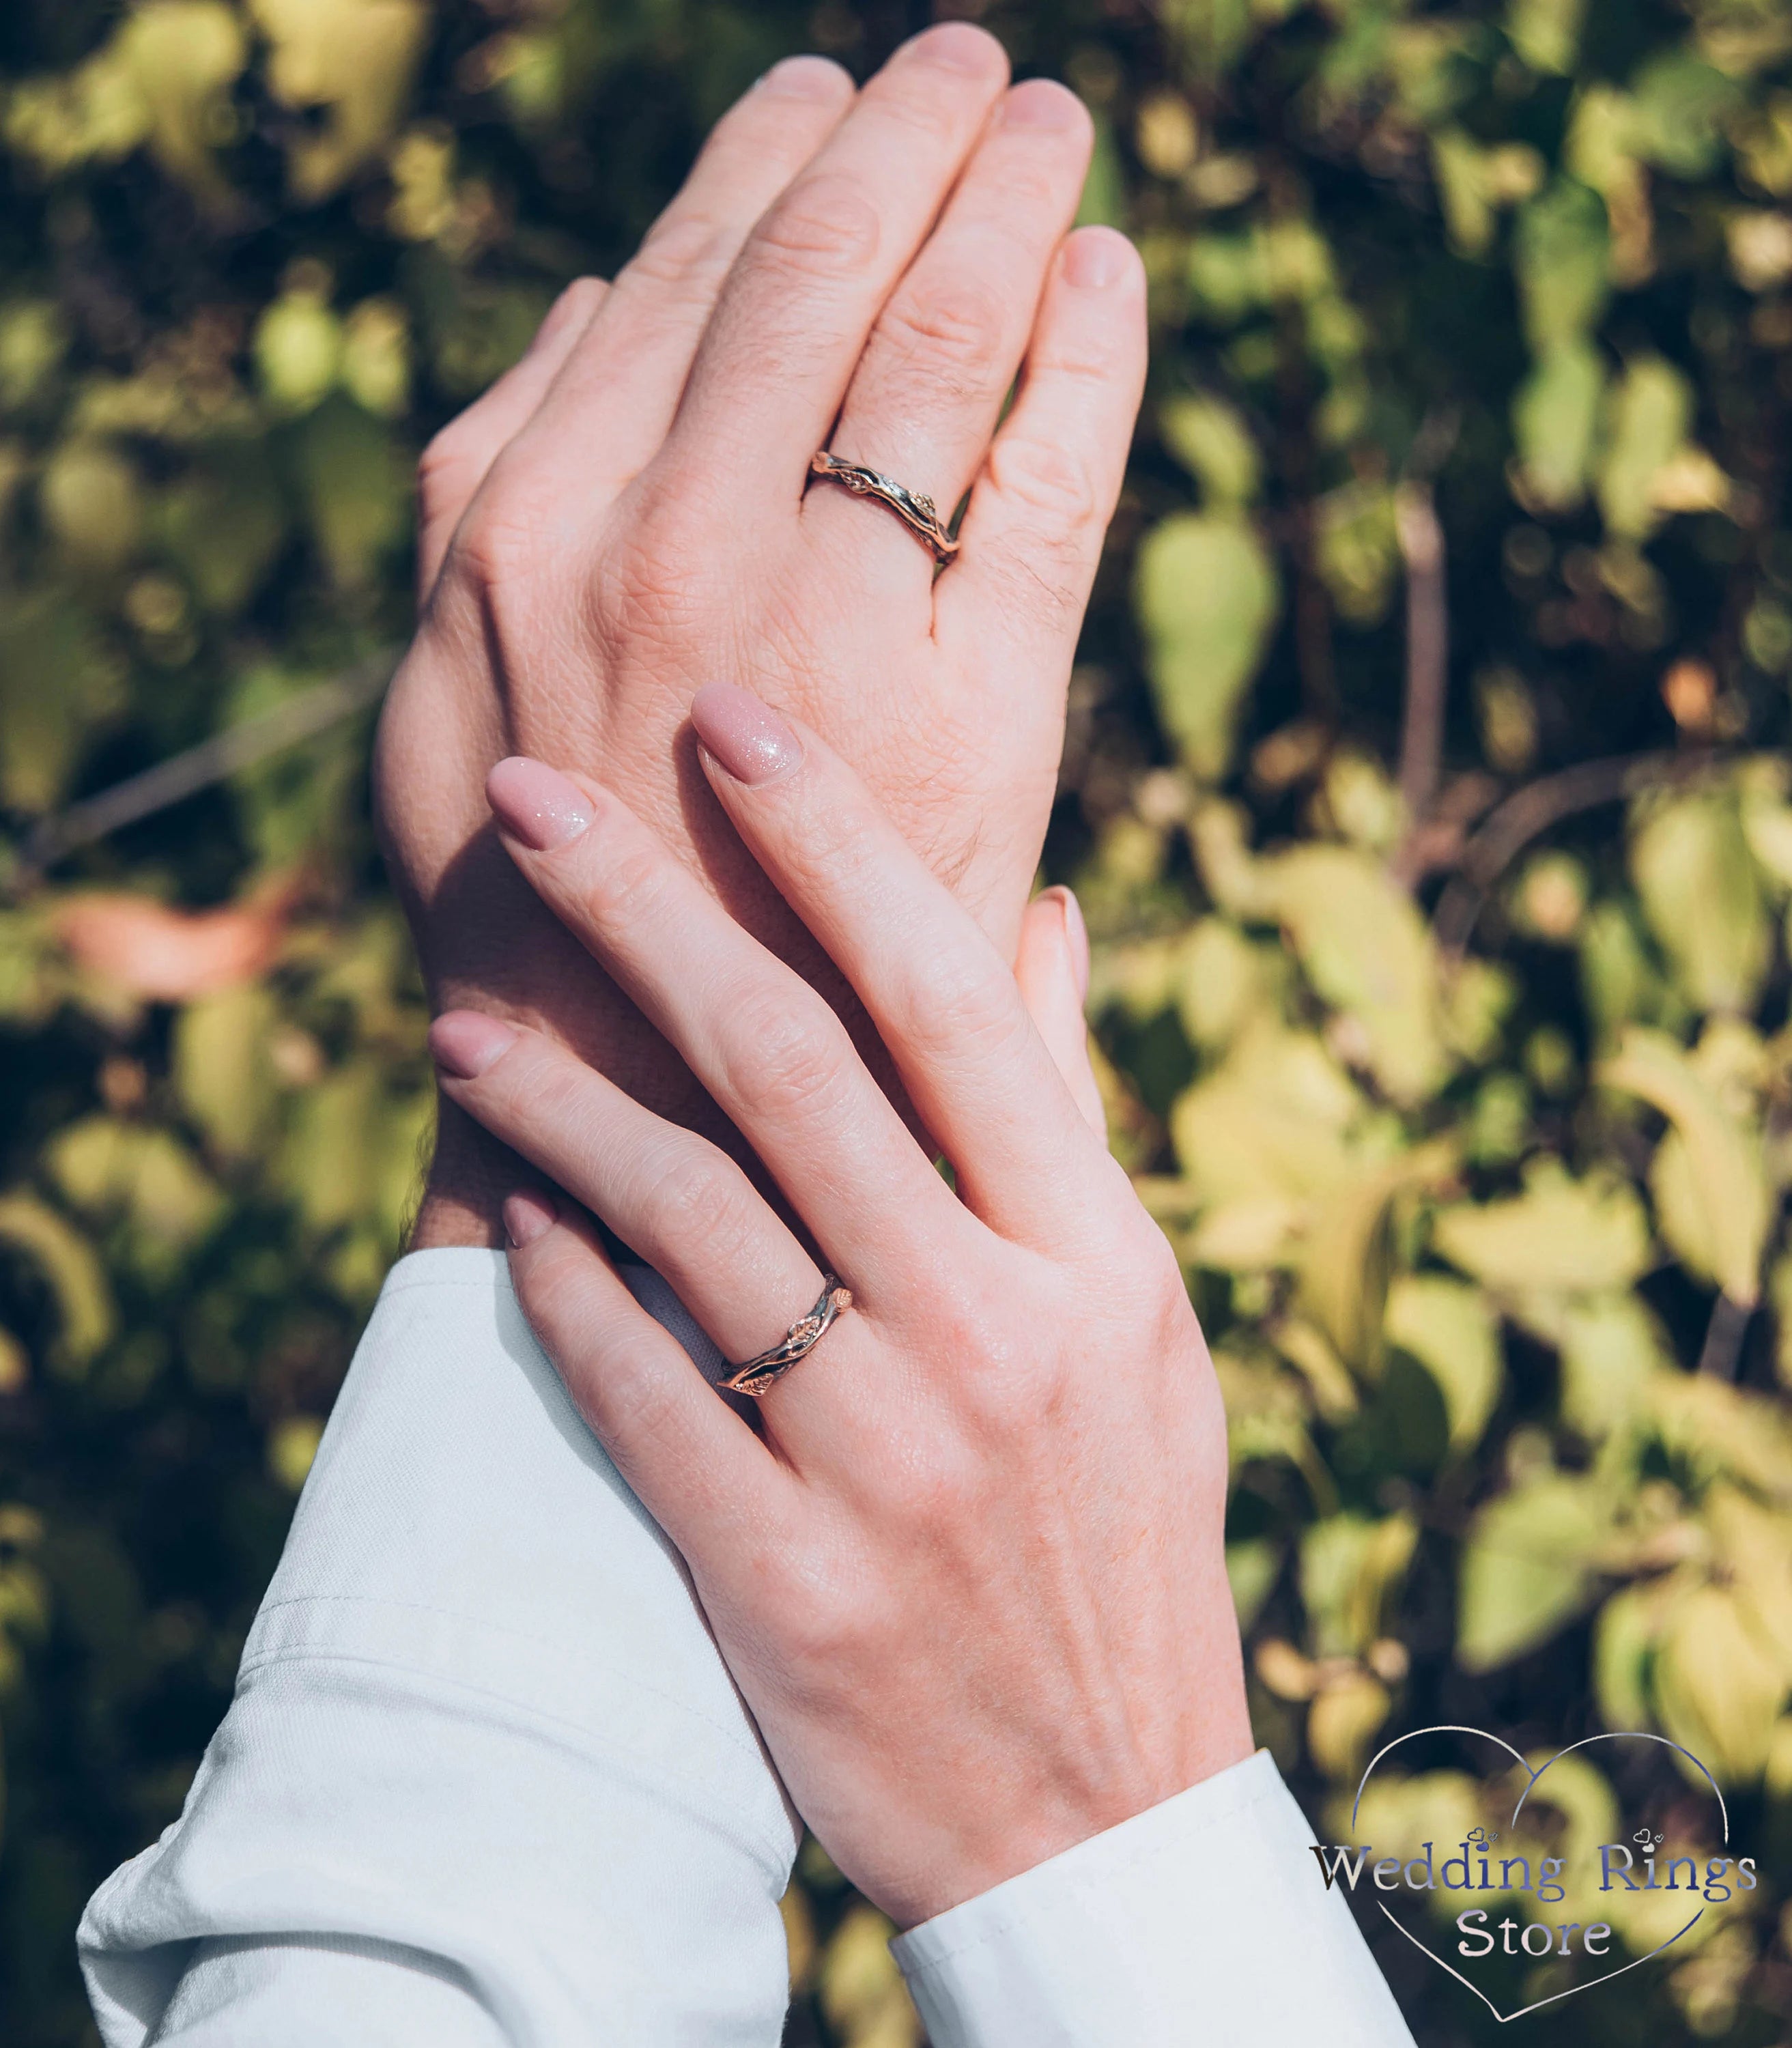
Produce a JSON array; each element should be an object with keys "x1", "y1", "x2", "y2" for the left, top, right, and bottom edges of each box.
[
  {"x1": 424, "y1": 684, "x2": 1251, "y2": 1929},
  {"x1": 373, "y1": 24, "x2": 1148, "y2": 1245}
]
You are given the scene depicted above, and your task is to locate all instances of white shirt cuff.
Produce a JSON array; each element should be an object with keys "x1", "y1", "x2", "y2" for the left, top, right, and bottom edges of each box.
[{"x1": 892, "y1": 1749, "x2": 1416, "y2": 2048}]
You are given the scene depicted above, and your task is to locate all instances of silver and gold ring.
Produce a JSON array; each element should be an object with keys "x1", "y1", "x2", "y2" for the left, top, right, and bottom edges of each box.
[
  {"x1": 720, "y1": 1275, "x2": 853, "y2": 1397},
  {"x1": 809, "y1": 452, "x2": 960, "y2": 564}
]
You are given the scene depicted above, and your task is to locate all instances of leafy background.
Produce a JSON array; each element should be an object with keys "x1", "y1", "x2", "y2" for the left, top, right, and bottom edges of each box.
[{"x1": 3, "y1": 0, "x2": 1792, "y2": 2041}]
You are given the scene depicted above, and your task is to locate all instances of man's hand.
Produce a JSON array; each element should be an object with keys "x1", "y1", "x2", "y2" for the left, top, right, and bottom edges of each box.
[{"x1": 373, "y1": 24, "x2": 1147, "y2": 1245}]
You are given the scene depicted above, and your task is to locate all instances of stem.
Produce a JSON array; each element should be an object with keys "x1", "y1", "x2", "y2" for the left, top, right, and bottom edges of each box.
[
  {"x1": 1696, "y1": 1292, "x2": 1752, "y2": 1380},
  {"x1": 1392, "y1": 479, "x2": 1447, "y2": 880},
  {"x1": 1432, "y1": 749, "x2": 1720, "y2": 956},
  {"x1": 17, "y1": 648, "x2": 399, "y2": 880}
]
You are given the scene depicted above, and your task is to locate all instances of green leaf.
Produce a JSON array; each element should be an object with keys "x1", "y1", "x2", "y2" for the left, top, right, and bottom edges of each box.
[
  {"x1": 1457, "y1": 1473, "x2": 1609, "y2": 1670},
  {"x1": 1631, "y1": 789, "x2": 1771, "y2": 1014},
  {"x1": 173, "y1": 983, "x2": 283, "y2": 1162},
  {"x1": 1507, "y1": 0, "x2": 1586, "y2": 74},
  {"x1": 289, "y1": 395, "x2": 411, "y2": 587},
  {"x1": 1513, "y1": 178, "x2": 1610, "y2": 354},
  {"x1": 1559, "y1": 1292, "x2": 1673, "y2": 1438},
  {"x1": 1600, "y1": 1025, "x2": 1771, "y2": 1306},
  {"x1": 0, "y1": 1193, "x2": 115, "y2": 1376},
  {"x1": 1432, "y1": 1160, "x2": 1651, "y2": 1296},
  {"x1": 1597, "y1": 354, "x2": 1693, "y2": 539},
  {"x1": 1299, "y1": 1511, "x2": 1417, "y2": 1660},
  {"x1": 1385, "y1": 1275, "x2": 1503, "y2": 1455},
  {"x1": 1654, "y1": 1583, "x2": 1787, "y2": 1783},
  {"x1": 1159, "y1": 395, "x2": 1261, "y2": 506},
  {"x1": 1260, "y1": 844, "x2": 1448, "y2": 1103},
  {"x1": 1512, "y1": 339, "x2": 1603, "y2": 511},
  {"x1": 1135, "y1": 513, "x2": 1279, "y2": 782},
  {"x1": 160, "y1": 446, "x2": 288, "y2": 613}
]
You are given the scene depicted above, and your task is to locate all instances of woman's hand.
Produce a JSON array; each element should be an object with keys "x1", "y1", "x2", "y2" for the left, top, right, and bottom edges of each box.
[
  {"x1": 375, "y1": 24, "x2": 1148, "y2": 1245},
  {"x1": 425, "y1": 684, "x2": 1251, "y2": 1930}
]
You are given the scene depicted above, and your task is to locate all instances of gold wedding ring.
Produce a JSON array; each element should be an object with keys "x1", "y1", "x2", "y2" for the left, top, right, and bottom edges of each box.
[
  {"x1": 720, "y1": 1275, "x2": 853, "y2": 1397},
  {"x1": 808, "y1": 452, "x2": 961, "y2": 564}
]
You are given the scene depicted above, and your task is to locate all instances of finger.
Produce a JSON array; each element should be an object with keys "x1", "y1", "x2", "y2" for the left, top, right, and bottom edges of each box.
[
  {"x1": 480, "y1": 757, "x2": 958, "y2": 1289},
  {"x1": 501, "y1": 56, "x2": 855, "y2": 498},
  {"x1": 500, "y1": 1191, "x2": 797, "y2": 1565},
  {"x1": 430, "y1": 1009, "x2": 824, "y2": 1370},
  {"x1": 1014, "y1": 889, "x2": 1106, "y2": 1139},
  {"x1": 686, "y1": 686, "x2": 1103, "y2": 1249},
  {"x1": 667, "y1": 23, "x2": 1011, "y2": 491},
  {"x1": 937, "y1": 227, "x2": 1147, "y2": 665},
  {"x1": 806, "y1": 79, "x2": 1091, "y2": 578},
  {"x1": 415, "y1": 277, "x2": 607, "y2": 597}
]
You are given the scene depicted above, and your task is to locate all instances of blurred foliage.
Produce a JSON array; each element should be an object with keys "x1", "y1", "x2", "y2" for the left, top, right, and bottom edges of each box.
[{"x1": 5, "y1": 0, "x2": 1792, "y2": 2043}]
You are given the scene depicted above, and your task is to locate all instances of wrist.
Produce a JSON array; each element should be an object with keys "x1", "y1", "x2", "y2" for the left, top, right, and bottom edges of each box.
[{"x1": 408, "y1": 1097, "x2": 517, "y2": 1250}]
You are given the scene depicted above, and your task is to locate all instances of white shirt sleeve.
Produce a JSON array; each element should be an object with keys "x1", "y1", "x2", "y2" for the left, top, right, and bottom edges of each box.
[
  {"x1": 893, "y1": 1748, "x2": 1417, "y2": 2047},
  {"x1": 78, "y1": 1249, "x2": 799, "y2": 2048},
  {"x1": 79, "y1": 1251, "x2": 1412, "y2": 2047}
]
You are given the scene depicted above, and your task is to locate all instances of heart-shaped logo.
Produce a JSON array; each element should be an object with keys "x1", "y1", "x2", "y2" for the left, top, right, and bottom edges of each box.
[{"x1": 1331, "y1": 1724, "x2": 1734, "y2": 2023}]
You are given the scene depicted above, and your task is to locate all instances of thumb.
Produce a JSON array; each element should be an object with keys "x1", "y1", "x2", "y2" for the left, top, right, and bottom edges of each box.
[{"x1": 1014, "y1": 887, "x2": 1105, "y2": 1139}]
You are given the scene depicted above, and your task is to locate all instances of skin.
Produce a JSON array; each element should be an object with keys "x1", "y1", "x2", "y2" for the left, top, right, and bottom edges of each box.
[
  {"x1": 425, "y1": 687, "x2": 1253, "y2": 1930},
  {"x1": 373, "y1": 25, "x2": 1149, "y2": 1245}
]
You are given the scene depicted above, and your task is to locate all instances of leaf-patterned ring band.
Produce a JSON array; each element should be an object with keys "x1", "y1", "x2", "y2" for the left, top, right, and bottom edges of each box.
[
  {"x1": 720, "y1": 1276, "x2": 853, "y2": 1397},
  {"x1": 808, "y1": 452, "x2": 961, "y2": 564}
]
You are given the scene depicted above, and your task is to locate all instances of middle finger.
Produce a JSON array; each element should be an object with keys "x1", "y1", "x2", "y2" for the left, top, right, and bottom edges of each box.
[
  {"x1": 480, "y1": 756, "x2": 961, "y2": 1291},
  {"x1": 664, "y1": 23, "x2": 1012, "y2": 494},
  {"x1": 805, "y1": 78, "x2": 1092, "y2": 578}
]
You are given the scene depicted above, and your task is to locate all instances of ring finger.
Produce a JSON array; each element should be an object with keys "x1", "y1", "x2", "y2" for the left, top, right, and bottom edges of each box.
[
  {"x1": 429, "y1": 1011, "x2": 823, "y2": 1366},
  {"x1": 430, "y1": 1010, "x2": 877, "y2": 1460},
  {"x1": 805, "y1": 79, "x2": 1092, "y2": 575}
]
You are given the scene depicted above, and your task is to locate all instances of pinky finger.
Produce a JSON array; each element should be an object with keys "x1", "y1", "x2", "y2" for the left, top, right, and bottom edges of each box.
[
  {"x1": 936, "y1": 226, "x2": 1145, "y2": 666},
  {"x1": 1013, "y1": 888, "x2": 1105, "y2": 1139},
  {"x1": 503, "y1": 1193, "x2": 795, "y2": 1564}
]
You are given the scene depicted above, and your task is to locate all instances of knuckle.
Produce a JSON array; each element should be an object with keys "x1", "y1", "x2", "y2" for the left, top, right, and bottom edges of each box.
[
  {"x1": 907, "y1": 943, "x2": 1029, "y2": 1063},
  {"x1": 624, "y1": 211, "x2": 735, "y2": 296},
  {"x1": 724, "y1": 989, "x2": 852, "y2": 1119},
  {"x1": 986, "y1": 430, "x2": 1100, "y2": 530},
  {"x1": 450, "y1": 466, "x2": 552, "y2": 589},
  {"x1": 416, "y1": 420, "x2": 480, "y2": 519},
  {"x1": 877, "y1": 275, "x2": 1008, "y2": 395},
  {"x1": 641, "y1": 1140, "x2": 748, "y2": 1241},
  {"x1": 753, "y1": 174, "x2": 882, "y2": 278},
  {"x1": 580, "y1": 833, "x2": 667, "y2": 929}
]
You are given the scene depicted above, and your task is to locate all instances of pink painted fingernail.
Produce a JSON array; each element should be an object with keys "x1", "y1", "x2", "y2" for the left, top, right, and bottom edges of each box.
[
  {"x1": 690, "y1": 683, "x2": 803, "y2": 785},
  {"x1": 430, "y1": 1010, "x2": 518, "y2": 1079},
  {"x1": 1064, "y1": 229, "x2": 1131, "y2": 290},
  {"x1": 504, "y1": 1189, "x2": 557, "y2": 1248},
  {"x1": 487, "y1": 756, "x2": 594, "y2": 851}
]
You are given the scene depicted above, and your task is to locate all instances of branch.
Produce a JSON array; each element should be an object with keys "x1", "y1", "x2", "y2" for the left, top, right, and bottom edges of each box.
[
  {"x1": 1431, "y1": 748, "x2": 1720, "y2": 956},
  {"x1": 17, "y1": 648, "x2": 400, "y2": 880},
  {"x1": 1392, "y1": 478, "x2": 1447, "y2": 879},
  {"x1": 1696, "y1": 1292, "x2": 1753, "y2": 1380}
]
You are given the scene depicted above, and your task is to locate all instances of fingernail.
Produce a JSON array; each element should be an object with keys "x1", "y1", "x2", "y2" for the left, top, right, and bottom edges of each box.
[
  {"x1": 504, "y1": 1189, "x2": 557, "y2": 1248},
  {"x1": 430, "y1": 1010, "x2": 518, "y2": 1079},
  {"x1": 690, "y1": 683, "x2": 803, "y2": 786},
  {"x1": 756, "y1": 54, "x2": 849, "y2": 100},
  {"x1": 1046, "y1": 885, "x2": 1090, "y2": 1003},
  {"x1": 909, "y1": 20, "x2": 999, "y2": 73},
  {"x1": 487, "y1": 756, "x2": 594, "y2": 851},
  {"x1": 1001, "y1": 80, "x2": 1081, "y2": 131},
  {"x1": 1064, "y1": 228, "x2": 1130, "y2": 290}
]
